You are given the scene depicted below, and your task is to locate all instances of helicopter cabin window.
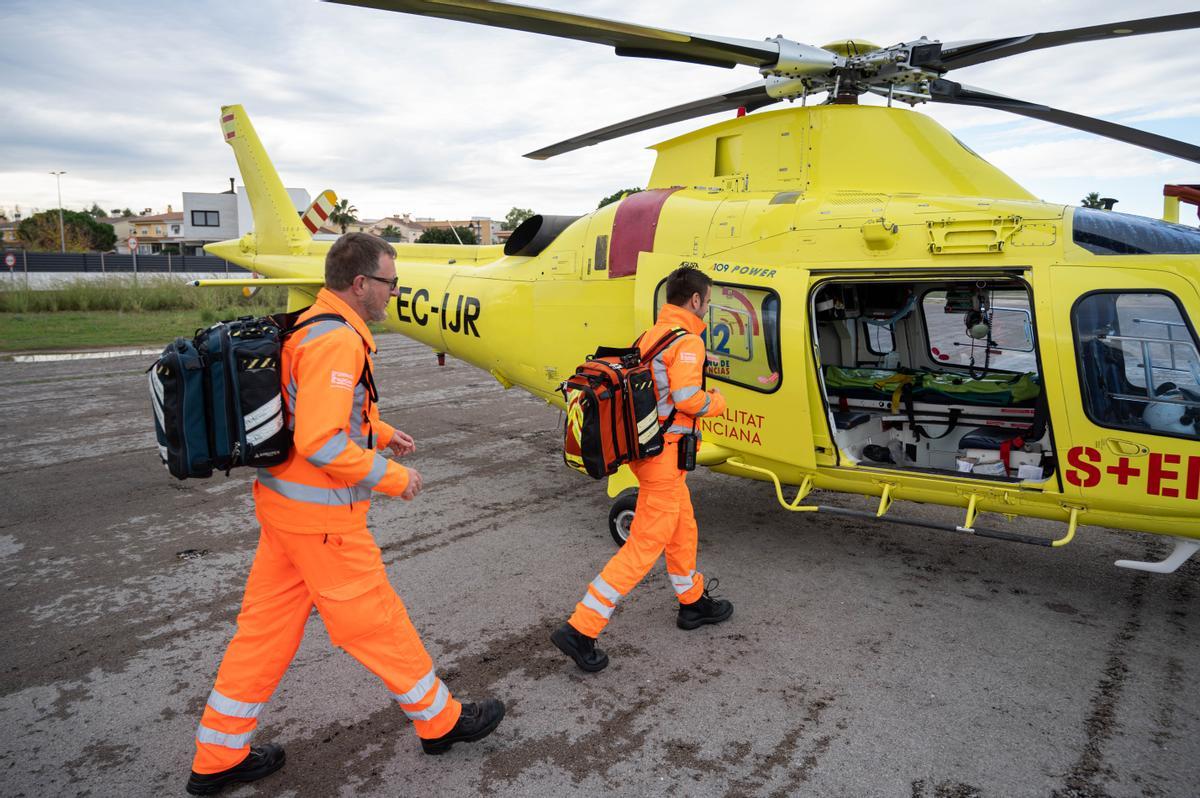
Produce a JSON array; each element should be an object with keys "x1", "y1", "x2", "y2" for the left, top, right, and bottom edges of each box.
[
  {"x1": 812, "y1": 279, "x2": 1053, "y2": 483},
  {"x1": 654, "y1": 280, "x2": 781, "y2": 393},
  {"x1": 921, "y1": 288, "x2": 1036, "y2": 374},
  {"x1": 863, "y1": 319, "x2": 894, "y2": 356},
  {"x1": 1073, "y1": 291, "x2": 1200, "y2": 441}
]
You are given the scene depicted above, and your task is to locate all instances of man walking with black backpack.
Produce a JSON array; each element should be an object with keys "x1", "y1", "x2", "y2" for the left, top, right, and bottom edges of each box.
[
  {"x1": 186, "y1": 233, "x2": 504, "y2": 795},
  {"x1": 552, "y1": 265, "x2": 732, "y2": 672}
]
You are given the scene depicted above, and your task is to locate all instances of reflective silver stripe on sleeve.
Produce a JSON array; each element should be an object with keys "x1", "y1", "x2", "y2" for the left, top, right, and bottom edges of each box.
[
  {"x1": 195, "y1": 724, "x2": 253, "y2": 749},
  {"x1": 298, "y1": 320, "x2": 350, "y2": 344},
  {"x1": 206, "y1": 689, "x2": 265, "y2": 719},
  {"x1": 694, "y1": 394, "x2": 712, "y2": 417},
  {"x1": 350, "y1": 383, "x2": 369, "y2": 446},
  {"x1": 307, "y1": 431, "x2": 351, "y2": 468},
  {"x1": 672, "y1": 385, "x2": 701, "y2": 402},
  {"x1": 652, "y1": 355, "x2": 673, "y2": 417},
  {"x1": 357, "y1": 454, "x2": 389, "y2": 489},
  {"x1": 669, "y1": 570, "x2": 697, "y2": 595},
  {"x1": 257, "y1": 472, "x2": 363, "y2": 506},
  {"x1": 667, "y1": 425, "x2": 702, "y2": 438},
  {"x1": 285, "y1": 377, "x2": 297, "y2": 431},
  {"x1": 393, "y1": 668, "x2": 438, "y2": 705},
  {"x1": 581, "y1": 591, "x2": 614, "y2": 619},
  {"x1": 590, "y1": 575, "x2": 623, "y2": 604},
  {"x1": 403, "y1": 680, "x2": 450, "y2": 721}
]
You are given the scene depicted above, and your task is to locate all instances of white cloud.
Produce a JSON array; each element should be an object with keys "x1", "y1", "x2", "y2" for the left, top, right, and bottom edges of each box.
[{"x1": 0, "y1": 0, "x2": 1197, "y2": 223}]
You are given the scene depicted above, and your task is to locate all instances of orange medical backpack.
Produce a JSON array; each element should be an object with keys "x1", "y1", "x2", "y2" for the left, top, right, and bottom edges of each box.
[{"x1": 560, "y1": 328, "x2": 687, "y2": 479}]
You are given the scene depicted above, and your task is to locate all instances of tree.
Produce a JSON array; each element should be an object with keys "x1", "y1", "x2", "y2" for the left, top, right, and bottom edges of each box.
[
  {"x1": 17, "y1": 210, "x2": 116, "y2": 252},
  {"x1": 121, "y1": 207, "x2": 133, "y2": 217},
  {"x1": 329, "y1": 198, "x2": 358, "y2": 234},
  {"x1": 86, "y1": 202, "x2": 106, "y2": 219},
  {"x1": 416, "y1": 226, "x2": 477, "y2": 245},
  {"x1": 378, "y1": 224, "x2": 403, "y2": 241},
  {"x1": 502, "y1": 207, "x2": 534, "y2": 231},
  {"x1": 1081, "y1": 192, "x2": 1104, "y2": 209},
  {"x1": 598, "y1": 187, "x2": 642, "y2": 209}
]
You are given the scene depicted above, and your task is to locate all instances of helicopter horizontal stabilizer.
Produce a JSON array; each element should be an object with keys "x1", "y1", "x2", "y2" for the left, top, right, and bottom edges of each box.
[{"x1": 301, "y1": 190, "x2": 339, "y2": 234}]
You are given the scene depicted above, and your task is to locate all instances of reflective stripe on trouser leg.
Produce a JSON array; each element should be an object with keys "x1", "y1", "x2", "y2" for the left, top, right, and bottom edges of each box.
[
  {"x1": 669, "y1": 570, "x2": 698, "y2": 597},
  {"x1": 568, "y1": 575, "x2": 622, "y2": 637},
  {"x1": 192, "y1": 524, "x2": 313, "y2": 775},
  {"x1": 391, "y1": 667, "x2": 452, "y2": 725},
  {"x1": 665, "y1": 472, "x2": 704, "y2": 604},
  {"x1": 343, "y1": 591, "x2": 462, "y2": 740},
  {"x1": 569, "y1": 451, "x2": 683, "y2": 638}
]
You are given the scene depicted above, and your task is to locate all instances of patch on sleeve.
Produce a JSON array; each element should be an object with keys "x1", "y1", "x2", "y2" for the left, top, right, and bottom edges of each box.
[
  {"x1": 678, "y1": 350, "x2": 698, "y2": 364},
  {"x1": 330, "y1": 370, "x2": 355, "y2": 391}
]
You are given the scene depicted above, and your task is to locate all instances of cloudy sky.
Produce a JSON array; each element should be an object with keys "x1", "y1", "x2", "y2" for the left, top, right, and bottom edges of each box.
[{"x1": 2, "y1": 0, "x2": 1198, "y2": 223}]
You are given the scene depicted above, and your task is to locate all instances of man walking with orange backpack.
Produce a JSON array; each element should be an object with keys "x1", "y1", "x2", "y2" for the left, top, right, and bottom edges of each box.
[{"x1": 552, "y1": 265, "x2": 732, "y2": 672}]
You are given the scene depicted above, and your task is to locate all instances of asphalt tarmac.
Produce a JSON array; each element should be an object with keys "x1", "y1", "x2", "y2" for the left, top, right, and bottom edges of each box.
[{"x1": 1, "y1": 335, "x2": 1197, "y2": 798}]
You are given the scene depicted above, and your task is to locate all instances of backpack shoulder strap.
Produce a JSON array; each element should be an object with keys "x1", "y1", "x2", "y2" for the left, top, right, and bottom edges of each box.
[{"x1": 639, "y1": 326, "x2": 690, "y2": 362}]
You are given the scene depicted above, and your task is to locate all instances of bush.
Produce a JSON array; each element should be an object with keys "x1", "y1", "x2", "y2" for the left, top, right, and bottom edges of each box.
[{"x1": 0, "y1": 277, "x2": 289, "y2": 314}]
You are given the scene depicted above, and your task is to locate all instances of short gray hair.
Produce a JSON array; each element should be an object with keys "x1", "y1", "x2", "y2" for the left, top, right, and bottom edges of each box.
[{"x1": 325, "y1": 232, "x2": 396, "y2": 290}]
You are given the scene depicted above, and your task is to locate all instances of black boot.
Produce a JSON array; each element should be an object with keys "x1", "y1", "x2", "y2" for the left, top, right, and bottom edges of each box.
[
  {"x1": 677, "y1": 578, "x2": 734, "y2": 630},
  {"x1": 421, "y1": 699, "x2": 505, "y2": 755},
  {"x1": 551, "y1": 623, "x2": 609, "y2": 672},
  {"x1": 185, "y1": 744, "x2": 285, "y2": 795}
]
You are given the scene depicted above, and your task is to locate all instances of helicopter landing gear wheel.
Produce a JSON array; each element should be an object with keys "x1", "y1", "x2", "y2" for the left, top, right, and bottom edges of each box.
[{"x1": 608, "y1": 491, "x2": 638, "y2": 547}]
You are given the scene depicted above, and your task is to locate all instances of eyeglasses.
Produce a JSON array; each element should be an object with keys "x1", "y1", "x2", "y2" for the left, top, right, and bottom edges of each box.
[{"x1": 363, "y1": 274, "x2": 399, "y2": 290}]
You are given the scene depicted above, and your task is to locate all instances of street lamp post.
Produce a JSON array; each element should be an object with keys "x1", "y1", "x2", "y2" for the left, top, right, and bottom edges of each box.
[{"x1": 49, "y1": 171, "x2": 66, "y2": 253}]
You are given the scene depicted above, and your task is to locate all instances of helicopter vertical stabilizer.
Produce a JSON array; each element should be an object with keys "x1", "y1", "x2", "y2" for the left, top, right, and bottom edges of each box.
[{"x1": 218, "y1": 105, "x2": 311, "y2": 254}]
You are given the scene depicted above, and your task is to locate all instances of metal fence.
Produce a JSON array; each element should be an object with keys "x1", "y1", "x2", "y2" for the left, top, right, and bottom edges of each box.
[{"x1": 1, "y1": 249, "x2": 249, "y2": 274}]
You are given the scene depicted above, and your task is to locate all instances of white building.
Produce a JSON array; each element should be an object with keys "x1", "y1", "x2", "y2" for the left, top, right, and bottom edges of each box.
[{"x1": 179, "y1": 183, "x2": 311, "y2": 256}]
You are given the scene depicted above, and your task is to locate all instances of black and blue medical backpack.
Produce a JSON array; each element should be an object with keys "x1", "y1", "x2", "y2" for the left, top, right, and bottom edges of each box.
[{"x1": 148, "y1": 310, "x2": 344, "y2": 480}]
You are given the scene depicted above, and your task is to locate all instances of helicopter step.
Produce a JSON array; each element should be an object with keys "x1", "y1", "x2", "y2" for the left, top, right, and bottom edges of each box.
[{"x1": 1114, "y1": 536, "x2": 1200, "y2": 574}]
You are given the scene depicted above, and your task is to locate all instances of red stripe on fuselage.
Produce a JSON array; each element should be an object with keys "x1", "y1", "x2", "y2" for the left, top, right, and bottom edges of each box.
[{"x1": 608, "y1": 188, "x2": 682, "y2": 279}]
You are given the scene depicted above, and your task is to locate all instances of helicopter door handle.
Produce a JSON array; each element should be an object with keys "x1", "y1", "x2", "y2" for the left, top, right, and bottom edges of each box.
[{"x1": 1103, "y1": 438, "x2": 1149, "y2": 457}]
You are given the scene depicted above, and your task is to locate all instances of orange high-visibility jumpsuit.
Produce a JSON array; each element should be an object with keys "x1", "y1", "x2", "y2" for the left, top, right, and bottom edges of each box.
[
  {"x1": 192, "y1": 288, "x2": 461, "y2": 775},
  {"x1": 568, "y1": 302, "x2": 727, "y2": 639}
]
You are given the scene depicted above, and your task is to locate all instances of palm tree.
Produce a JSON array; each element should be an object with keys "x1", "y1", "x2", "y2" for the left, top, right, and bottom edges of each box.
[
  {"x1": 1080, "y1": 192, "x2": 1104, "y2": 209},
  {"x1": 330, "y1": 198, "x2": 359, "y2": 234},
  {"x1": 379, "y1": 224, "x2": 403, "y2": 241}
]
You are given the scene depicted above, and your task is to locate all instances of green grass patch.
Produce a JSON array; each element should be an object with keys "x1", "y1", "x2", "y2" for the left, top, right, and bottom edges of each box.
[
  {"x1": 0, "y1": 276, "x2": 289, "y2": 313},
  {"x1": 1, "y1": 310, "x2": 241, "y2": 351},
  {"x1": 1, "y1": 311, "x2": 396, "y2": 351}
]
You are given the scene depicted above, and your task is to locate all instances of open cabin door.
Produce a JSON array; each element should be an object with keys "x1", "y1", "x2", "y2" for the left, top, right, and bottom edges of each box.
[
  {"x1": 1051, "y1": 266, "x2": 1200, "y2": 520},
  {"x1": 635, "y1": 253, "x2": 814, "y2": 473}
]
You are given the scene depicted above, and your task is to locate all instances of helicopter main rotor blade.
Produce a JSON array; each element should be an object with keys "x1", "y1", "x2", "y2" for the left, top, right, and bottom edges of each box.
[
  {"x1": 936, "y1": 11, "x2": 1200, "y2": 70},
  {"x1": 523, "y1": 81, "x2": 778, "y2": 160},
  {"x1": 328, "y1": 0, "x2": 781, "y2": 69},
  {"x1": 929, "y1": 79, "x2": 1200, "y2": 165}
]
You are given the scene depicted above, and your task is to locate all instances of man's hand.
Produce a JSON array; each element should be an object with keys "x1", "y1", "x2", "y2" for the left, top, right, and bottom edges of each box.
[
  {"x1": 400, "y1": 468, "x2": 423, "y2": 501},
  {"x1": 386, "y1": 430, "x2": 416, "y2": 458}
]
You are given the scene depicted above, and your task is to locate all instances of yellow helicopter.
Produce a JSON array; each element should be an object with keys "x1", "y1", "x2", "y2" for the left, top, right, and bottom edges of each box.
[{"x1": 198, "y1": 2, "x2": 1200, "y2": 574}]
